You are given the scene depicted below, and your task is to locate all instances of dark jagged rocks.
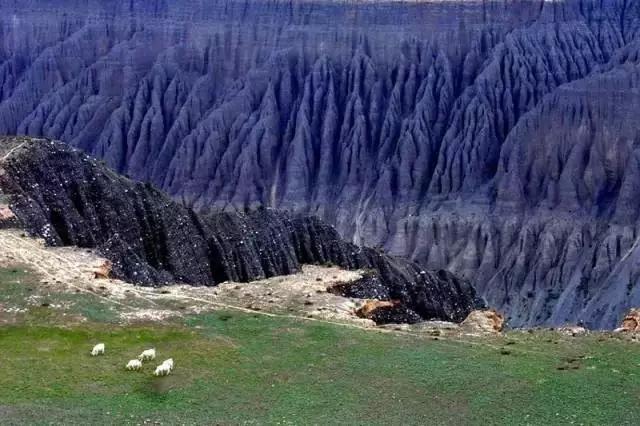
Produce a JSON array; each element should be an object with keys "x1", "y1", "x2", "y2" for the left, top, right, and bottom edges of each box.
[
  {"x1": 3, "y1": 0, "x2": 640, "y2": 328},
  {"x1": 366, "y1": 306, "x2": 424, "y2": 326},
  {"x1": 0, "y1": 137, "x2": 481, "y2": 323},
  {"x1": 287, "y1": 218, "x2": 485, "y2": 323}
]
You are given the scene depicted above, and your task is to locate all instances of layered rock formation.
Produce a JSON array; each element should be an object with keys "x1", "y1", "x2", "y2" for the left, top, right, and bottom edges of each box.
[
  {"x1": 1, "y1": 0, "x2": 640, "y2": 327},
  {"x1": 0, "y1": 137, "x2": 481, "y2": 323}
]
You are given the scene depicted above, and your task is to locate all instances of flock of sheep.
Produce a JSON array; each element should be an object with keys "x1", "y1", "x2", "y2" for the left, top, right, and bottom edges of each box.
[{"x1": 90, "y1": 343, "x2": 174, "y2": 376}]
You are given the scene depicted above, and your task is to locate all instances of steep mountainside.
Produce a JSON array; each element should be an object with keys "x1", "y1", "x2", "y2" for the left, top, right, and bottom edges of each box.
[
  {"x1": 1, "y1": 0, "x2": 640, "y2": 327},
  {"x1": 0, "y1": 137, "x2": 481, "y2": 323}
]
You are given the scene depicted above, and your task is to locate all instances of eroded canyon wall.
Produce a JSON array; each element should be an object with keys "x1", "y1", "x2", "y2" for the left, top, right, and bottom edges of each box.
[{"x1": 1, "y1": 0, "x2": 640, "y2": 328}]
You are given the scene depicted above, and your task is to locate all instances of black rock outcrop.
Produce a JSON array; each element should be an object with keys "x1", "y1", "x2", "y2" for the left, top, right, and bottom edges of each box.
[
  {"x1": 2, "y1": 0, "x2": 640, "y2": 328},
  {"x1": 0, "y1": 137, "x2": 481, "y2": 323}
]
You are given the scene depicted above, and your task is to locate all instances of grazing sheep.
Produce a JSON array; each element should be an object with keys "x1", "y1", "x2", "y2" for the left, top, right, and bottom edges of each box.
[
  {"x1": 153, "y1": 363, "x2": 171, "y2": 376},
  {"x1": 138, "y1": 348, "x2": 156, "y2": 361},
  {"x1": 90, "y1": 343, "x2": 105, "y2": 356},
  {"x1": 161, "y1": 358, "x2": 174, "y2": 371},
  {"x1": 126, "y1": 359, "x2": 142, "y2": 371}
]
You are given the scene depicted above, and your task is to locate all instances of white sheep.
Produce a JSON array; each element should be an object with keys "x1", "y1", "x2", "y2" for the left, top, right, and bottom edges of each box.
[
  {"x1": 126, "y1": 359, "x2": 142, "y2": 371},
  {"x1": 153, "y1": 363, "x2": 171, "y2": 376},
  {"x1": 138, "y1": 348, "x2": 156, "y2": 361},
  {"x1": 90, "y1": 343, "x2": 105, "y2": 356},
  {"x1": 161, "y1": 358, "x2": 174, "y2": 371}
]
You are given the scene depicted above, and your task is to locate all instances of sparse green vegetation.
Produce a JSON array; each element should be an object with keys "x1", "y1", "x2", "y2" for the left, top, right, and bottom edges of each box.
[
  {"x1": 1, "y1": 267, "x2": 640, "y2": 425},
  {"x1": 0, "y1": 266, "x2": 119, "y2": 325}
]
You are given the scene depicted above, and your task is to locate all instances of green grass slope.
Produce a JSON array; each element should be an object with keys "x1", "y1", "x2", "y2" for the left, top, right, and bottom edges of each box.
[{"x1": 1, "y1": 267, "x2": 639, "y2": 425}]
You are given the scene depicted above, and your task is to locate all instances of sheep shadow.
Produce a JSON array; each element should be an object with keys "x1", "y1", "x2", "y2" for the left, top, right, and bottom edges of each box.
[{"x1": 137, "y1": 375, "x2": 182, "y2": 399}]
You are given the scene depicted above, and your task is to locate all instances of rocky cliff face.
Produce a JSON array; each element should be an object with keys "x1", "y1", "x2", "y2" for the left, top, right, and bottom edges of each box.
[
  {"x1": 0, "y1": 137, "x2": 481, "y2": 323},
  {"x1": 1, "y1": 0, "x2": 640, "y2": 328}
]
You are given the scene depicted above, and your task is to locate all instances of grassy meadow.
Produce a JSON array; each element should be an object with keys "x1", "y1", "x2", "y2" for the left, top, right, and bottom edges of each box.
[{"x1": 0, "y1": 267, "x2": 639, "y2": 425}]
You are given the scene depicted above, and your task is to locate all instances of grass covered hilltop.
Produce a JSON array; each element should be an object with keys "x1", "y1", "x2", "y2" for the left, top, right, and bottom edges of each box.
[{"x1": 1, "y1": 265, "x2": 640, "y2": 425}]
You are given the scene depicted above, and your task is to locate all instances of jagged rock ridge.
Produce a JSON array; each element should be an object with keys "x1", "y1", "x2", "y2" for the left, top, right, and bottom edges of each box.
[
  {"x1": 0, "y1": 137, "x2": 481, "y2": 323},
  {"x1": 2, "y1": 0, "x2": 640, "y2": 328}
]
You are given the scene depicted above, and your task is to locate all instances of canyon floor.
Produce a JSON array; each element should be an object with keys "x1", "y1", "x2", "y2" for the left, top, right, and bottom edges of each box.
[{"x1": 1, "y1": 231, "x2": 640, "y2": 425}]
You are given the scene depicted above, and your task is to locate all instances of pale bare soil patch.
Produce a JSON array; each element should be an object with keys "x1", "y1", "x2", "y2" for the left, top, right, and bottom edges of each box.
[{"x1": 0, "y1": 229, "x2": 377, "y2": 326}]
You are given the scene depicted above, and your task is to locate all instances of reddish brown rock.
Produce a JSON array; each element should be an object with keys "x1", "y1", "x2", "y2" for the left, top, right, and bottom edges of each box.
[
  {"x1": 461, "y1": 310, "x2": 505, "y2": 334},
  {"x1": 356, "y1": 300, "x2": 398, "y2": 319},
  {"x1": 0, "y1": 205, "x2": 15, "y2": 220},
  {"x1": 614, "y1": 309, "x2": 640, "y2": 332},
  {"x1": 93, "y1": 261, "x2": 113, "y2": 280}
]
